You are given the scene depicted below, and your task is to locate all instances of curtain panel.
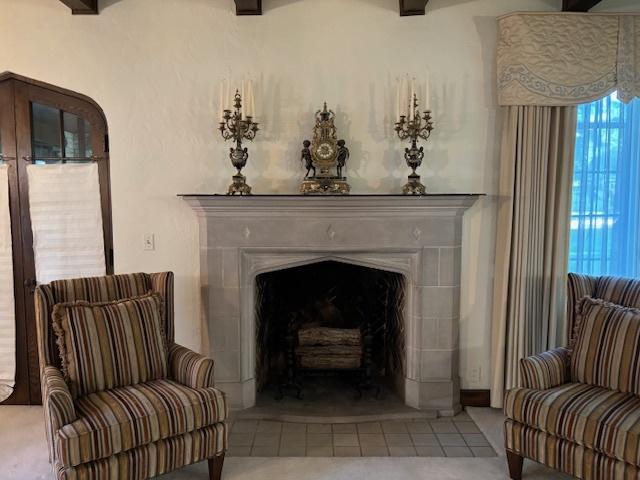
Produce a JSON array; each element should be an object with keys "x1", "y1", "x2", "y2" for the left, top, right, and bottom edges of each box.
[
  {"x1": 0, "y1": 165, "x2": 15, "y2": 402},
  {"x1": 490, "y1": 106, "x2": 577, "y2": 408},
  {"x1": 497, "y1": 13, "x2": 640, "y2": 106}
]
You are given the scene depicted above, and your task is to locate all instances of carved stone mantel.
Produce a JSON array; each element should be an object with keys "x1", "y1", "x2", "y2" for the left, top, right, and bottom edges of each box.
[{"x1": 181, "y1": 194, "x2": 480, "y2": 416}]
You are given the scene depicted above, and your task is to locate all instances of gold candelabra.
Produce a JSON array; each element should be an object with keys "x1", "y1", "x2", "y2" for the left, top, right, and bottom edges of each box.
[
  {"x1": 394, "y1": 94, "x2": 434, "y2": 195},
  {"x1": 219, "y1": 90, "x2": 259, "y2": 195}
]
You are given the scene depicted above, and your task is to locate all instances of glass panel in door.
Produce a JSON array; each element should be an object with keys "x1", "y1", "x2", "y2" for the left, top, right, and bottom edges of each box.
[
  {"x1": 31, "y1": 102, "x2": 62, "y2": 163},
  {"x1": 63, "y1": 112, "x2": 92, "y2": 159}
]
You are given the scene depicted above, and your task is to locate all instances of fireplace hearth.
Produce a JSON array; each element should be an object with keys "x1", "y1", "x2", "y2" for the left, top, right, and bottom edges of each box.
[{"x1": 182, "y1": 194, "x2": 480, "y2": 416}]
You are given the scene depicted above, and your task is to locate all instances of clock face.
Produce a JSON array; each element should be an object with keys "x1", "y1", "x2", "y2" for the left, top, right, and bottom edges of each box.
[{"x1": 316, "y1": 142, "x2": 335, "y2": 160}]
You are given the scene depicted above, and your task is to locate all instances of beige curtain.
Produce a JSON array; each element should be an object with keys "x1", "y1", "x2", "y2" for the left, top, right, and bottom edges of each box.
[
  {"x1": 490, "y1": 105, "x2": 577, "y2": 408},
  {"x1": 0, "y1": 165, "x2": 15, "y2": 402}
]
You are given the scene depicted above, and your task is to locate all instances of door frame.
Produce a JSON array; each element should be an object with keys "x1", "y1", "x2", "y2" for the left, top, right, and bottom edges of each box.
[{"x1": 0, "y1": 72, "x2": 113, "y2": 404}]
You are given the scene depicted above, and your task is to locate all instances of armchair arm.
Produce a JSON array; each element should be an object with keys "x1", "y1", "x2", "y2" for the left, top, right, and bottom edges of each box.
[
  {"x1": 169, "y1": 343, "x2": 216, "y2": 389},
  {"x1": 42, "y1": 365, "x2": 76, "y2": 428},
  {"x1": 519, "y1": 347, "x2": 570, "y2": 390},
  {"x1": 42, "y1": 365, "x2": 76, "y2": 464}
]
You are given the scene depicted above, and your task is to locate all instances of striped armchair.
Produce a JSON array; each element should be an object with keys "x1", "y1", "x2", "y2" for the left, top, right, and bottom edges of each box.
[
  {"x1": 504, "y1": 274, "x2": 640, "y2": 480},
  {"x1": 35, "y1": 272, "x2": 228, "y2": 480}
]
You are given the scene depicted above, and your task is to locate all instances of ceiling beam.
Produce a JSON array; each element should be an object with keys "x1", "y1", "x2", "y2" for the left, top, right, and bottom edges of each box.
[
  {"x1": 58, "y1": 0, "x2": 98, "y2": 14},
  {"x1": 399, "y1": 0, "x2": 429, "y2": 16},
  {"x1": 234, "y1": 0, "x2": 262, "y2": 15},
  {"x1": 55, "y1": 0, "x2": 435, "y2": 17},
  {"x1": 562, "y1": 0, "x2": 602, "y2": 11}
]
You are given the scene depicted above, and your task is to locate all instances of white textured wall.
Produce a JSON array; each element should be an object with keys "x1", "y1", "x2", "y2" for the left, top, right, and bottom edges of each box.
[{"x1": 1, "y1": 0, "x2": 632, "y2": 389}]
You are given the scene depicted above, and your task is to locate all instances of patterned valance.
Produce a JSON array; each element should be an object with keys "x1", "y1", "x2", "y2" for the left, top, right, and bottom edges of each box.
[{"x1": 498, "y1": 13, "x2": 640, "y2": 106}]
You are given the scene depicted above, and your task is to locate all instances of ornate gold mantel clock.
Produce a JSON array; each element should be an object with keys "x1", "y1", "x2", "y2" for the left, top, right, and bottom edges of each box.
[{"x1": 300, "y1": 103, "x2": 350, "y2": 195}]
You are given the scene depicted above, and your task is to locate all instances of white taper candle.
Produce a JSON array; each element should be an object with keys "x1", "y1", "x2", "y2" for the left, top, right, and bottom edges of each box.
[
  {"x1": 410, "y1": 78, "x2": 415, "y2": 121},
  {"x1": 224, "y1": 78, "x2": 230, "y2": 111},
  {"x1": 219, "y1": 80, "x2": 224, "y2": 118},
  {"x1": 250, "y1": 80, "x2": 256, "y2": 118},
  {"x1": 425, "y1": 74, "x2": 430, "y2": 110},
  {"x1": 395, "y1": 79, "x2": 400, "y2": 122},
  {"x1": 242, "y1": 80, "x2": 246, "y2": 117},
  {"x1": 246, "y1": 81, "x2": 251, "y2": 117},
  {"x1": 400, "y1": 76, "x2": 407, "y2": 118}
]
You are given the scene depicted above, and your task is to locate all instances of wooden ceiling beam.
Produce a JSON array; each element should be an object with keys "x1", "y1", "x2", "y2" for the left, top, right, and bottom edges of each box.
[
  {"x1": 562, "y1": 0, "x2": 602, "y2": 12},
  {"x1": 399, "y1": 0, "x2": 429, "y2": 16},
  {"x1": 58, "y1": 0, "x2": 98, "y2": 14},
  {"x1": 55, "y1": 0, "x2": 436, "y2": 18},
  {"x1": 234, "y1": 0, "x2": 262, "y2": 15}
]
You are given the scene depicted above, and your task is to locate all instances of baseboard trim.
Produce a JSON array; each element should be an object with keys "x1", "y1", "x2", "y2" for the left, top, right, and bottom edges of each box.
[{"x1": 460, "y1": 389, "x2": 490, "y2": 407}]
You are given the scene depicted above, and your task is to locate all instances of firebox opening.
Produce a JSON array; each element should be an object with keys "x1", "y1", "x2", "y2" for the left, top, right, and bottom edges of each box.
[{"x1": 254, "y1": 260, "x2": 406, "y2": 404}]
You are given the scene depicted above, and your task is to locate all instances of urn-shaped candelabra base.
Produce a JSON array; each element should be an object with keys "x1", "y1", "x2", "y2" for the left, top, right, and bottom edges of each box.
[
  {"x1": 402, "y1": 172, "x2": 426, "y2": 195},
  {"x1": 228, "y1": 172, "x2": 252, "y2": 196}
]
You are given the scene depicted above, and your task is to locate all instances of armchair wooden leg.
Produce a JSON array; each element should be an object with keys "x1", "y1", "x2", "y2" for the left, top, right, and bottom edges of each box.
[
  {"x1": 506, "y1": 450, "x2": 523, "y2": 480},
  {"x1": 208, "y1": 453, "x2": 225, "y2": 480}
]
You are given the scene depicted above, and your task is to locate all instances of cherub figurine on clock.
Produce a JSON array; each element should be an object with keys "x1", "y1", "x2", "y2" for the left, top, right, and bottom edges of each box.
[{"x1": 299, "y1": 102, "x2": 350, "y2": 195}]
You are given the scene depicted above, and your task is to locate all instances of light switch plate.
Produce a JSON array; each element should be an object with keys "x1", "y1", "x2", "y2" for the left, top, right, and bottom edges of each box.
[{"x1": 144, "y1": 233, "x2": 155, "y2": 251}]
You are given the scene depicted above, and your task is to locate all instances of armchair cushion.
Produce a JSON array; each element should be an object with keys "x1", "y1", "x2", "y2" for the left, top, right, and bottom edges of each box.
[
  {"x1": 571, "y1": 297, "x2": 640, "y2": 395},
  {"x1": 169, "y1": 343, "x2": 216, "y2": 389},
  {"x1": 56, "y1": 378, "x2": 228, "y2": 468},
  {"x1": 56, "y1": 423, "x2": 228, "y2": 480},
  {"x1": 505, "y1": 383, "x2": 640, "y2": 466},
  {"x1": 52, "y1": 293, "x2": 168, "y2": 398},
  {"x1": 519, "y1": 347, "x2": 570, "y2": 390}
]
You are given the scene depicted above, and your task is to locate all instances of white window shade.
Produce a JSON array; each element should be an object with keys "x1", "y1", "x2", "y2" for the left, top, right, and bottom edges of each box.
[
  {"x1": 27, "y1": 163, "x2": 105, "y2": 284},
  {"x1": 0, "y1": 165, "x2": 15, "y2": 402}
]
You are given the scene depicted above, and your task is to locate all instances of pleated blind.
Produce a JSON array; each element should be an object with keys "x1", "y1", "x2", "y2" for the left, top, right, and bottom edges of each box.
[{"x1": 27, "y1": 163, "x2": 106, "y2": 284}]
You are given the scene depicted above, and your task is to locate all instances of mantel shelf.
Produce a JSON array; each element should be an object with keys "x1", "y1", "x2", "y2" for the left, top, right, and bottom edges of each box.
[
  {"x1": 179, "y1": 193, "x2": 483, "y2": 216},
  {"x1": 178, "y1": 193, "x2": 484, "y2": 197}
]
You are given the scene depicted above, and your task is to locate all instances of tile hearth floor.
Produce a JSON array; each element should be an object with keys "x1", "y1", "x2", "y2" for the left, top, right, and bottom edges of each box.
[{"x1": 227, "y1": 412, "x2": 496, "y2": 458}]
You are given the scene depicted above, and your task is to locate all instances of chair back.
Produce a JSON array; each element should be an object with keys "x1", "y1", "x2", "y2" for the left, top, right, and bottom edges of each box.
[
  {"x1": 34, "y1": 272, "x2": 174, "y2": 371},
  {"x1": 567, "y1": 273, "x2": 640, "y2": 344}
]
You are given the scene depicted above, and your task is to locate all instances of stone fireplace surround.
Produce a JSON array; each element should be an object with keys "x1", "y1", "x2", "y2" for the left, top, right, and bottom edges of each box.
[{"x1": 182, "y1": 194, "x2": 480, "y2": 416}]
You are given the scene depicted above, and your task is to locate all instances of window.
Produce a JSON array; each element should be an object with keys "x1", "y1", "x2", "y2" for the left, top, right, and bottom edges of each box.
[
  {"x1": 568, "y1": 92, "x2": 640, "y2": 278},
  {"x1": 31, "y1": 103, "x2": 93, "y2": 162}
]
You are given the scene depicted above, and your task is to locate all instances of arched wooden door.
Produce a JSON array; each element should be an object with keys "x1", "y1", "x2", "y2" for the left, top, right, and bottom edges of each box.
[{"x1": 0, "y1": 72, "x2": 113, "y2": 404}]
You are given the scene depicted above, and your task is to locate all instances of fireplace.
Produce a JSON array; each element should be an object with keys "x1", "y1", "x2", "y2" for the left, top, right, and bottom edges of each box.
[
  {"x1": 254, "y1": 261, "x2": 406, "y2": 399},
  {"x1": 182, "y1": 194, "x2": 480, "y2": 416}
]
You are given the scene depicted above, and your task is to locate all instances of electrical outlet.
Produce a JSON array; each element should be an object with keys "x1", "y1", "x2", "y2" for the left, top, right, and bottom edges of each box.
[{"x1": 144, "y1": 233, "x2": 155, "y2": 251}]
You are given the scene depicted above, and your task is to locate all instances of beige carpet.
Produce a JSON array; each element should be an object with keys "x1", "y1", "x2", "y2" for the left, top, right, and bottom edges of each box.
[{"x1": 0, "y1": 405, "x2": 570, "y2": 479}]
